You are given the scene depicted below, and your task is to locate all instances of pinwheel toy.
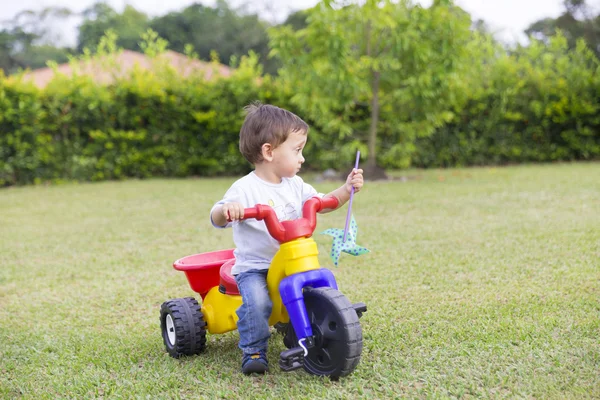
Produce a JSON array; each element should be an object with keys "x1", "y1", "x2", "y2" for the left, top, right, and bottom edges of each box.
[{"x1": 320, "y1": 151, "x2": 370, "y2": 266}]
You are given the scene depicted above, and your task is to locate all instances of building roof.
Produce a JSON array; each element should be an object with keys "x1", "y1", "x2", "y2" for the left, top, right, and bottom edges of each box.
[{"x1": 21, "y1": 49, "x2": 233, "y2": 88}]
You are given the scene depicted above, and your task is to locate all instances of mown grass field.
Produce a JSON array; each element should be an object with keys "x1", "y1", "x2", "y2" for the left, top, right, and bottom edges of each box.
[{"x1": 1, "y1": 163, "x2": 599, "y2": 399}]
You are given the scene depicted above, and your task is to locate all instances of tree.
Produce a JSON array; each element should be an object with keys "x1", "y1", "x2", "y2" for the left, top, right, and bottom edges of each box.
[
  {"x1": 0, "y1": 7, "x2": 75, "y2": 74},
  {"x1": 6, "y1": 7, "x2": 74, "y2": 46},
  {"x1": 149, "y1": 0, "x2": 274, "y2": 71},
  {"x1": 269, "y1": 0, "x2": 472, "y2": 177},
  {"x1": 281, "y1": 9, "x2": 309, "y2": 31},
  {"x1": 77, "y1": 2, "x2": 149, "y2": 52},
  {"x1": 0, "y1": 29, "x2": 72, "y2": 74},
  {"x1": 526, "y1": 0, "x2": 600, "y2": 57},
  {"x1": 0, "y1": 28, "x2": 36, "y2": 73}
]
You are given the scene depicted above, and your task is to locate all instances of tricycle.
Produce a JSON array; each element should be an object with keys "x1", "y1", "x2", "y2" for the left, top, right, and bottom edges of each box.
[{"x1": 160, "y1": 195, "x2": 367, "y2": 379}]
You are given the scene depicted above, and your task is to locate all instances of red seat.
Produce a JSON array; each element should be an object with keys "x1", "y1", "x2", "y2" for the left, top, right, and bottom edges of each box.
[{"x1": 219, "y1": 259, "x2": 240, "y2": 295}]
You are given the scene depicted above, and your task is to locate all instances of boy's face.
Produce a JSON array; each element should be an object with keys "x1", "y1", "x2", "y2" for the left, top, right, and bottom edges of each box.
[{"x1": 271, "y1": 130, "x2": 307, "y2": 178}]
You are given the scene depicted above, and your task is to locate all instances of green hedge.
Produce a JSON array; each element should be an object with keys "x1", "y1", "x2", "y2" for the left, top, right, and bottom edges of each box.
[
  {"x1": 1, "y1": 35, "x2": 599, "y2": 187},
  {"x1": 0, "y1": 55, "x2": 270, "y2": 186},
  {"x1": 413, "y1": 35, "x2": 600, "y2": 167}
]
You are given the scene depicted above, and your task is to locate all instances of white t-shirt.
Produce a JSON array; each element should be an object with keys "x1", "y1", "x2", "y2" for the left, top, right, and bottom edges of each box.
[{"x1": 210, "y1": 172, "x2": 323, "y2": 275}]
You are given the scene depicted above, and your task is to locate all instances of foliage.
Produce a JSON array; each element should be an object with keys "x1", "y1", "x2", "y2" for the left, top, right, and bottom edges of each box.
[
  {"x1": 0, "y1": 7, "x2": 76, "y2": 74},
  {"x1": 149, "y1": 0, "x2": 276, "y2": 73},
  {"x1": 269, "y1": 0, "x2": 473, "y2": 172},
  {"x1": 1, "y1": 14, "x2": 600, "y2": 186},
  {"x1": 0, "y1": 27, "x2": 72, "y2": 74},
  {"x1": 281, "y1": 9, "x2": 310, "y2": 31},
  {"x1": 0, "y1": 28, "x2": 36, "y2": 73},
  {"x1": 1, "y1": 1, "x2": 277, "y2": 75},
  {"x1": 414, "y1": 33, "x2": 600, "y2": 166},
  {"x1": 0, "y1": 75, "x2": 44, "y2": 186},
  {"x1": 78, "y1": 3, "x2": 150, "y2": 52},
  {"x1": 526, "y1": 0, "x2": 600, "y2": 58},
  {"x1": 0, "y1": 31, "x2": 271, "y2": 186}
]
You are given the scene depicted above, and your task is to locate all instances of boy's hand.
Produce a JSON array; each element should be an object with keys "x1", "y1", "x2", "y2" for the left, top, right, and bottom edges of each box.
[
  {"x1": 321, "y1": 168, "x2": 364, "y2": 213},
  {"x1": 221, "y1": 202, "x2": 245, "y2": 222},
  {"x1": 345, "y1": 168, "x2": 364, "y2": 193}
]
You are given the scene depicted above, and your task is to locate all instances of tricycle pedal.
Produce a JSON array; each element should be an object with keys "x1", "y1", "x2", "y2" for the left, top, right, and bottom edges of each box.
[
  {"x1": 279, "y1": 347, "x2": 305, "y2": 372},
  {"x1": 352, "y1": 302, "x2": 367, "y2": 318}
]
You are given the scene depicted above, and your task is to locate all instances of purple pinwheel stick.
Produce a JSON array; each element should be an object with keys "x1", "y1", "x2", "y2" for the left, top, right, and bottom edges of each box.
[{"x1": 343, "y1": 151, "x2": 361, "y2": 242}]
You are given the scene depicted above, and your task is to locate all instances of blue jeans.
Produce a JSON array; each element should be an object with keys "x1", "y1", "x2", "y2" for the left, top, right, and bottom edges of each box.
[{"x1": 234, "y1": 269, "x2": 273, "y2": 354}]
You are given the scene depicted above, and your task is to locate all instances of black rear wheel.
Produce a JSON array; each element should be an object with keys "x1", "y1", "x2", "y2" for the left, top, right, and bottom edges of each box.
[
  {"x1": 302, "y1": 287, "x2": 363, "y2": 378},
  {"x1": 160, "y1": 297, "x2": 207, "y2": 358}
]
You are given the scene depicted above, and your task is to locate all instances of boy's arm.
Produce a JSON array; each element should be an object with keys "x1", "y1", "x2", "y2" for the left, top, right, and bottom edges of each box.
[
  {"x1": 211, "y1": 206, "x2": 228, "y2": 227},
  {"x1": 211, "y1": 202, "x2": 245, "y2": 227},
  {"x1": 320, "y1": 168, "x2": 364, "y2": 214}
]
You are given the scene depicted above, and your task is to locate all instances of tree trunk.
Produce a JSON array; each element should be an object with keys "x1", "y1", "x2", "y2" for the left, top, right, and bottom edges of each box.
[
  {"x1": 364, "y1": 20, "x2": 387, "y2": 180},
  {"x1": 368, "y1": 69, "x2": 380, "y2": 170}
]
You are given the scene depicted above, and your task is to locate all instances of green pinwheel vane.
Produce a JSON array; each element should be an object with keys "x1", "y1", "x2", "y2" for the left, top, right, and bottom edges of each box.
[{"x1": 320, "y1": 151, "x2": 370, "y2": 266}]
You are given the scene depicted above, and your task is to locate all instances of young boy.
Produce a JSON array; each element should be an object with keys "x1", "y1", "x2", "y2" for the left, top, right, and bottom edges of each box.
[{"x1": 210, "y1": 103, "x2": 364, "y2": 375}]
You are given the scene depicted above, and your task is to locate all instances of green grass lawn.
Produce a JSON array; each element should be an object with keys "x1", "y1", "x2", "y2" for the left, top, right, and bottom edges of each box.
[{"x1": 1, "y1": 163, "x2": 599, "y2": 399}]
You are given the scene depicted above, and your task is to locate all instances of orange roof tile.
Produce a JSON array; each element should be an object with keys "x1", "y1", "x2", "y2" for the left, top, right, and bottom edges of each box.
[{"x1": 20, "y1": 49, "x2": 233, "y2": 88}]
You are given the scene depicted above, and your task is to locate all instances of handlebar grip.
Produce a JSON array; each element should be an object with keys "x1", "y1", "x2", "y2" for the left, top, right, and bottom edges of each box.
[
  {"x1": 320, "y1": 195, "x2": 339, "y2": 211},
  {"x1": 225, "y1": 207, "x2": 260, "y2": 223},
  {"x1": 241, "y1": 207, "x2": 260, "y2": 220}
]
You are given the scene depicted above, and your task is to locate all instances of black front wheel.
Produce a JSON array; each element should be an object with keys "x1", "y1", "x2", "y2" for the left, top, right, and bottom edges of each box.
[
  {"x1": 160, "y1": 297, "x2": 207, "y2": 358},
  {"x1": 302, "y1": 287, "x2": 363, "y2": 378}
]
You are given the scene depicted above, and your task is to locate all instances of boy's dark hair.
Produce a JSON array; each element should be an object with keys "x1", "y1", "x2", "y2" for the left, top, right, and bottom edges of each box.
[{"x1": 239, "y1": 102, "x2": 309, "y2": 164}]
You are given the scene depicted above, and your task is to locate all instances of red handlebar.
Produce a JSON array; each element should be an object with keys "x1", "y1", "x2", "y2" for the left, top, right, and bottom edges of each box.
[{"x1": 241, "y1": 196, "x2": 339, "y2": 243}]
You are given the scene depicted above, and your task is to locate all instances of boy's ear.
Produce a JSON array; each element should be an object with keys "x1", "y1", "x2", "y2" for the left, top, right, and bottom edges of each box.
[{"x1": 261, "y1": 143, "x2": 274, "y2": 162}]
